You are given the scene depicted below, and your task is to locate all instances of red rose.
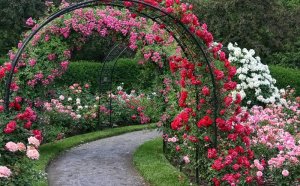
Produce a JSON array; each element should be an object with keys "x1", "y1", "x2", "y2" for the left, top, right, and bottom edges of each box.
[
  {"x1": 224, "y1": 81, "x2": 237, "y2": 91},
  {"x1": 235, "y1": 146, "x2": 245, "y2": 154},
  {"x1": 219, "y1": 51, "x2": 226, "y2": 61},
  {"x1": 188, "y1": 135, "x2": 199, "y2": 143},
  {"x1": 212, "y1": 159, "x2": 224, "y2": 171},
  {"x1": 228, "y1": 66, "x2": 237, "y2": 78},
  {"x1": 24, "y1": 121, "x2": 32, "y2": 129},
  {"x1": 246, "y1": 176, "x2": 253, "y2": 183},
  {"x1": 214, "y1": 69, "x2": 224, "y2": 80},
  {"x1": 32, "y1": 130, "x2": 43, "y2": 142},
  {"x1": 197, "y1": 115, "x2": 213, "y2": 128},
  {"x1": 199, "y1": 98, "x2": 206, "y2": 104},
  {"x1": 131, "y1": 115, "x2": 137, "y2": 120},
  {"x1": 247, "y1": 149, "x2": 254, "y2": 159},
  {"x1": 203, "y1": 136, "x2": 210, "y2": 142},
  {"x1": 228, "y1": 133, "x2": 238, "y2": 141},
  {"x1": 169, "y1": 60, "x2": 178, "y2": 73},
  {"x1": 171, "y1": 116, "x2": 182, "y2": 130},
  {"x1": 3, "y1": 120, "x2": 17, "y2": 134},
  {"x1": 212, "y1": 178, "x2": 220, "y2": 186},
  {"x1": 224, "y1": 96, "x2": 233, "y2": 107},
  {"x1": 232, "y1": 164, "x2": 240, "y2": 171},
  {"x1": 234, "y1": 124, "x2": 245, "y2": 135},
  {"x1": 235, "y1": 93, "x2": 242, "y2": 104},
  {"x1": 219, "y1": 109, "x2": 226, "y2": 115},
  {"x1": 123, "y1": 1, "x2": 133, "y2": 7},
  {"x1": 178, "y1": 91, "x2": 188, "y2": 107},
  {"x1": 207, "y1": 148, "x2": 217, "y2": 159},
  {"x1": 201, "y1": 86, "x2": 210, "y2": 96},
  {"x1": 242, "y1": 136, "x2": 251, "y2": 146}
]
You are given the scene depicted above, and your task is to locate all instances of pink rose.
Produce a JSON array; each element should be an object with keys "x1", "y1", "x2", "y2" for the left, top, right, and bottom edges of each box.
[
  {"x1": 28, "y1": 136, "x2": 40, "y2": 147},
  {"x1": 282, "y1": 169, "x2": 289, "y2": 177},
  {"x1": 26, "y1": 147, "x2": 39, "y2": 160},
  {"x1": 256, "y1": 171, "x2": 263, "y2": 177},
  {"x1": 26, "y1": 17, "x2": 35, "y2": 26},
  {"x1": 183, "y1": 156, "x2": 190, "y2": 164},
  {"x1": 17, "y1": 142, "x2": 26, "y2": 151},
  {"x1": 0, "y1": 166, "x2": 12, "y2": 178},
  {"x1": 59, "y1": 95, "x2": 65, "y2": 101},
  {"x1": 5, "y1": 142, "x2": 18, "y2": 152}
]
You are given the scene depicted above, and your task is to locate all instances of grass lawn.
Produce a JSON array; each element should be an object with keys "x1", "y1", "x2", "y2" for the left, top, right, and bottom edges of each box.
[
  {"x1": 133, "y1": 138, "x2": 190, "y2": 186},
  {"x1": 34, "y1": 124, "x2": 155, "y2": 186}
]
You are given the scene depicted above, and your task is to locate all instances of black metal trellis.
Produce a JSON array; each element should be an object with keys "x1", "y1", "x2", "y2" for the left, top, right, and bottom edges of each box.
[
  {"x1": 97, "y1": 43, "x2": 130, "y2": 128},
  {"x1": 3, "y1": 1, "x2": 220, "y2": 184}
]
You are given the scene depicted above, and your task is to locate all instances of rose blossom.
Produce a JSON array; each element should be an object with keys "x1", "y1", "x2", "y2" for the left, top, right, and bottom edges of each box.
[
  {"x1": 17, "y1": 142, "x2": 26, "y2": 151},
  {"x1": 282, "y1": 169, "x2": 289, "y2": 177},
  {"x1": 256, "y1": 171, "x2": 263, "y2": 177},
  {"x1": 0, "y1": 166, "x2": 12, "y2": 178},
  {"x1": 5, "y1": 142, "x2": 18, "y2": 152},
  {"x1": 28, "y1": 136, "x2": 40, "y2": 147},
  {"x1": 26, "y1": 147, "x2": 40, "y2": 160},
  {"x1": 183, "y1": 156, "x2": 190, "y2": 164}
]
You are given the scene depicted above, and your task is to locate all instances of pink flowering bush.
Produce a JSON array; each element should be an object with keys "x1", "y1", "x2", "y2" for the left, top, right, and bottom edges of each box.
[
  {"x1": 40, "y1": 83, "x2": 156, "y2": 142},
  {"x1": 238, "y1": 88, "x2": 300, "y2": 184}
]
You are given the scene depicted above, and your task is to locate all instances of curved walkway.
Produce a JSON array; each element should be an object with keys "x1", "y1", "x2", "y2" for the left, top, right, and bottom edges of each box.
[{"x1": 47, "y1": 129, "x2": 160, "y2": 186}]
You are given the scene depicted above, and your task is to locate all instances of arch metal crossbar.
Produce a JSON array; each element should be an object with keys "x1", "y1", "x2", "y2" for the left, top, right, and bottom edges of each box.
[{"x1": 3, "y1": 0, "x2": 219, "y2": 183}]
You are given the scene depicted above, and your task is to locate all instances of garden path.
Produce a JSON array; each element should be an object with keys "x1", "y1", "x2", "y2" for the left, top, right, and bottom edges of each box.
[{"x1": 47, "y1": 129, "x2": 160, "y2": 186}]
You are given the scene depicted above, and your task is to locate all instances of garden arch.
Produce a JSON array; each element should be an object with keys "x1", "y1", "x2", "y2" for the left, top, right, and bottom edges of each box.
[
  {"x1": 4, "y1": 0, "x2": 220, "y2": 142},
  {"x1": 2, "y1": 1, "x2": 233, "y2": 184}
]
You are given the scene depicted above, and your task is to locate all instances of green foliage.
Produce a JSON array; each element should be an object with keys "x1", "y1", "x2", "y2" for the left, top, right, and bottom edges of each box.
[
  {"x1": 133, "y1": 138, "x2": 190, "y2": 186},
  {"x1": 56, "y1": 59, "x2": 156, "y2": 93},
  {"x1": 0, "y1": 56, "x2": 8, "y2": 65},
  {"x1": 269, "y1": 65, "x2": 300, "y2": 95},
  {"x1": 188, "y1": 0, "x2": 300, "y2": 66},
  {"x1": 0, "y1": 0, "x2": 45, "y2": 55},
  {"x1": 266, "y1": 39, "x2": 300, "y2": 68}
]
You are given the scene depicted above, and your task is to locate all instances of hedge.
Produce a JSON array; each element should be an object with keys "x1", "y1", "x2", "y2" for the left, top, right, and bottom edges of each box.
[
  {"x1": 2, "y1": 57, "x2": 299, "y2": 96},
  {"x1": 269, "y1": 65, "x2": 300, "y2": 95},
  {"x1": 56, "y1": 58, "x2": 145, "y2": 92}
]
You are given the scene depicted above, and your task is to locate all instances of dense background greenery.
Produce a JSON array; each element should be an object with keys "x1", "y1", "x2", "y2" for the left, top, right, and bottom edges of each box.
[
  {"x1": 0, "y1": 0, "x2": 45, "y2": 55},
  {"x1": 55, "y1": 59, "x2": 158, "y2": 93},
  {"x1": 188, "y1": 0, "x2": 300, "y2": 67}
]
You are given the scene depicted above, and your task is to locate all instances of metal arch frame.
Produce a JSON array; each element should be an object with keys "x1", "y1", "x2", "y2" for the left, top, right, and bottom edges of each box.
[
  {"x1": 97, "y1": 43, "x2": 129, "y2": 128},
  {"x1": 4, "y1": 1, "x2": 219, "y2": 183}
]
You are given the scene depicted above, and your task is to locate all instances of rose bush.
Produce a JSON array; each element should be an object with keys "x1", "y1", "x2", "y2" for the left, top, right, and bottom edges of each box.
[
  {"x1": 228, "y1": 43, "x2": 282, "y2": 107},
  {"x1": 239, "y1": 88, "x2": 300, "y2": 185}
]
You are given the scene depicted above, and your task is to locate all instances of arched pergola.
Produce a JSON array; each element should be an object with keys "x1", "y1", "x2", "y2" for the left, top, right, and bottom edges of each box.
[{"x1": 3, "y1": 1, "x2": 221, "y2": 183}]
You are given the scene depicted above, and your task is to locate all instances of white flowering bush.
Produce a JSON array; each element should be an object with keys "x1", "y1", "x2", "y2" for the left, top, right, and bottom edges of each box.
[{"x1": 228, "y1": 43, "x2": 282, "y2": 106}]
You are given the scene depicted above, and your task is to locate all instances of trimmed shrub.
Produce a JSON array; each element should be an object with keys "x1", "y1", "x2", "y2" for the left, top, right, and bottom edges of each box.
[
  {"x1": 269, "y1": 65, "x2": 300, "y2": 95},
  {"x1": 56, "y1": 58, "x2": 155, "y2": 93}
]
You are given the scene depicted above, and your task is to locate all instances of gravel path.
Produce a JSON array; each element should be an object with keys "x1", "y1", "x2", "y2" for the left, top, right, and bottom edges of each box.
[{"x1": 47, "y1": 129, "x2": 160, "y2": 186}]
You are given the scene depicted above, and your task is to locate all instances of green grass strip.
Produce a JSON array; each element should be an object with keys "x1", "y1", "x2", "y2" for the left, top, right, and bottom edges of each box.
[
  {"x1": 34, "y1": 124, "x2": 155, "y2": 186},
  {"x1": 133, "y1": 138, "x2": 190, "y2": 186}
]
